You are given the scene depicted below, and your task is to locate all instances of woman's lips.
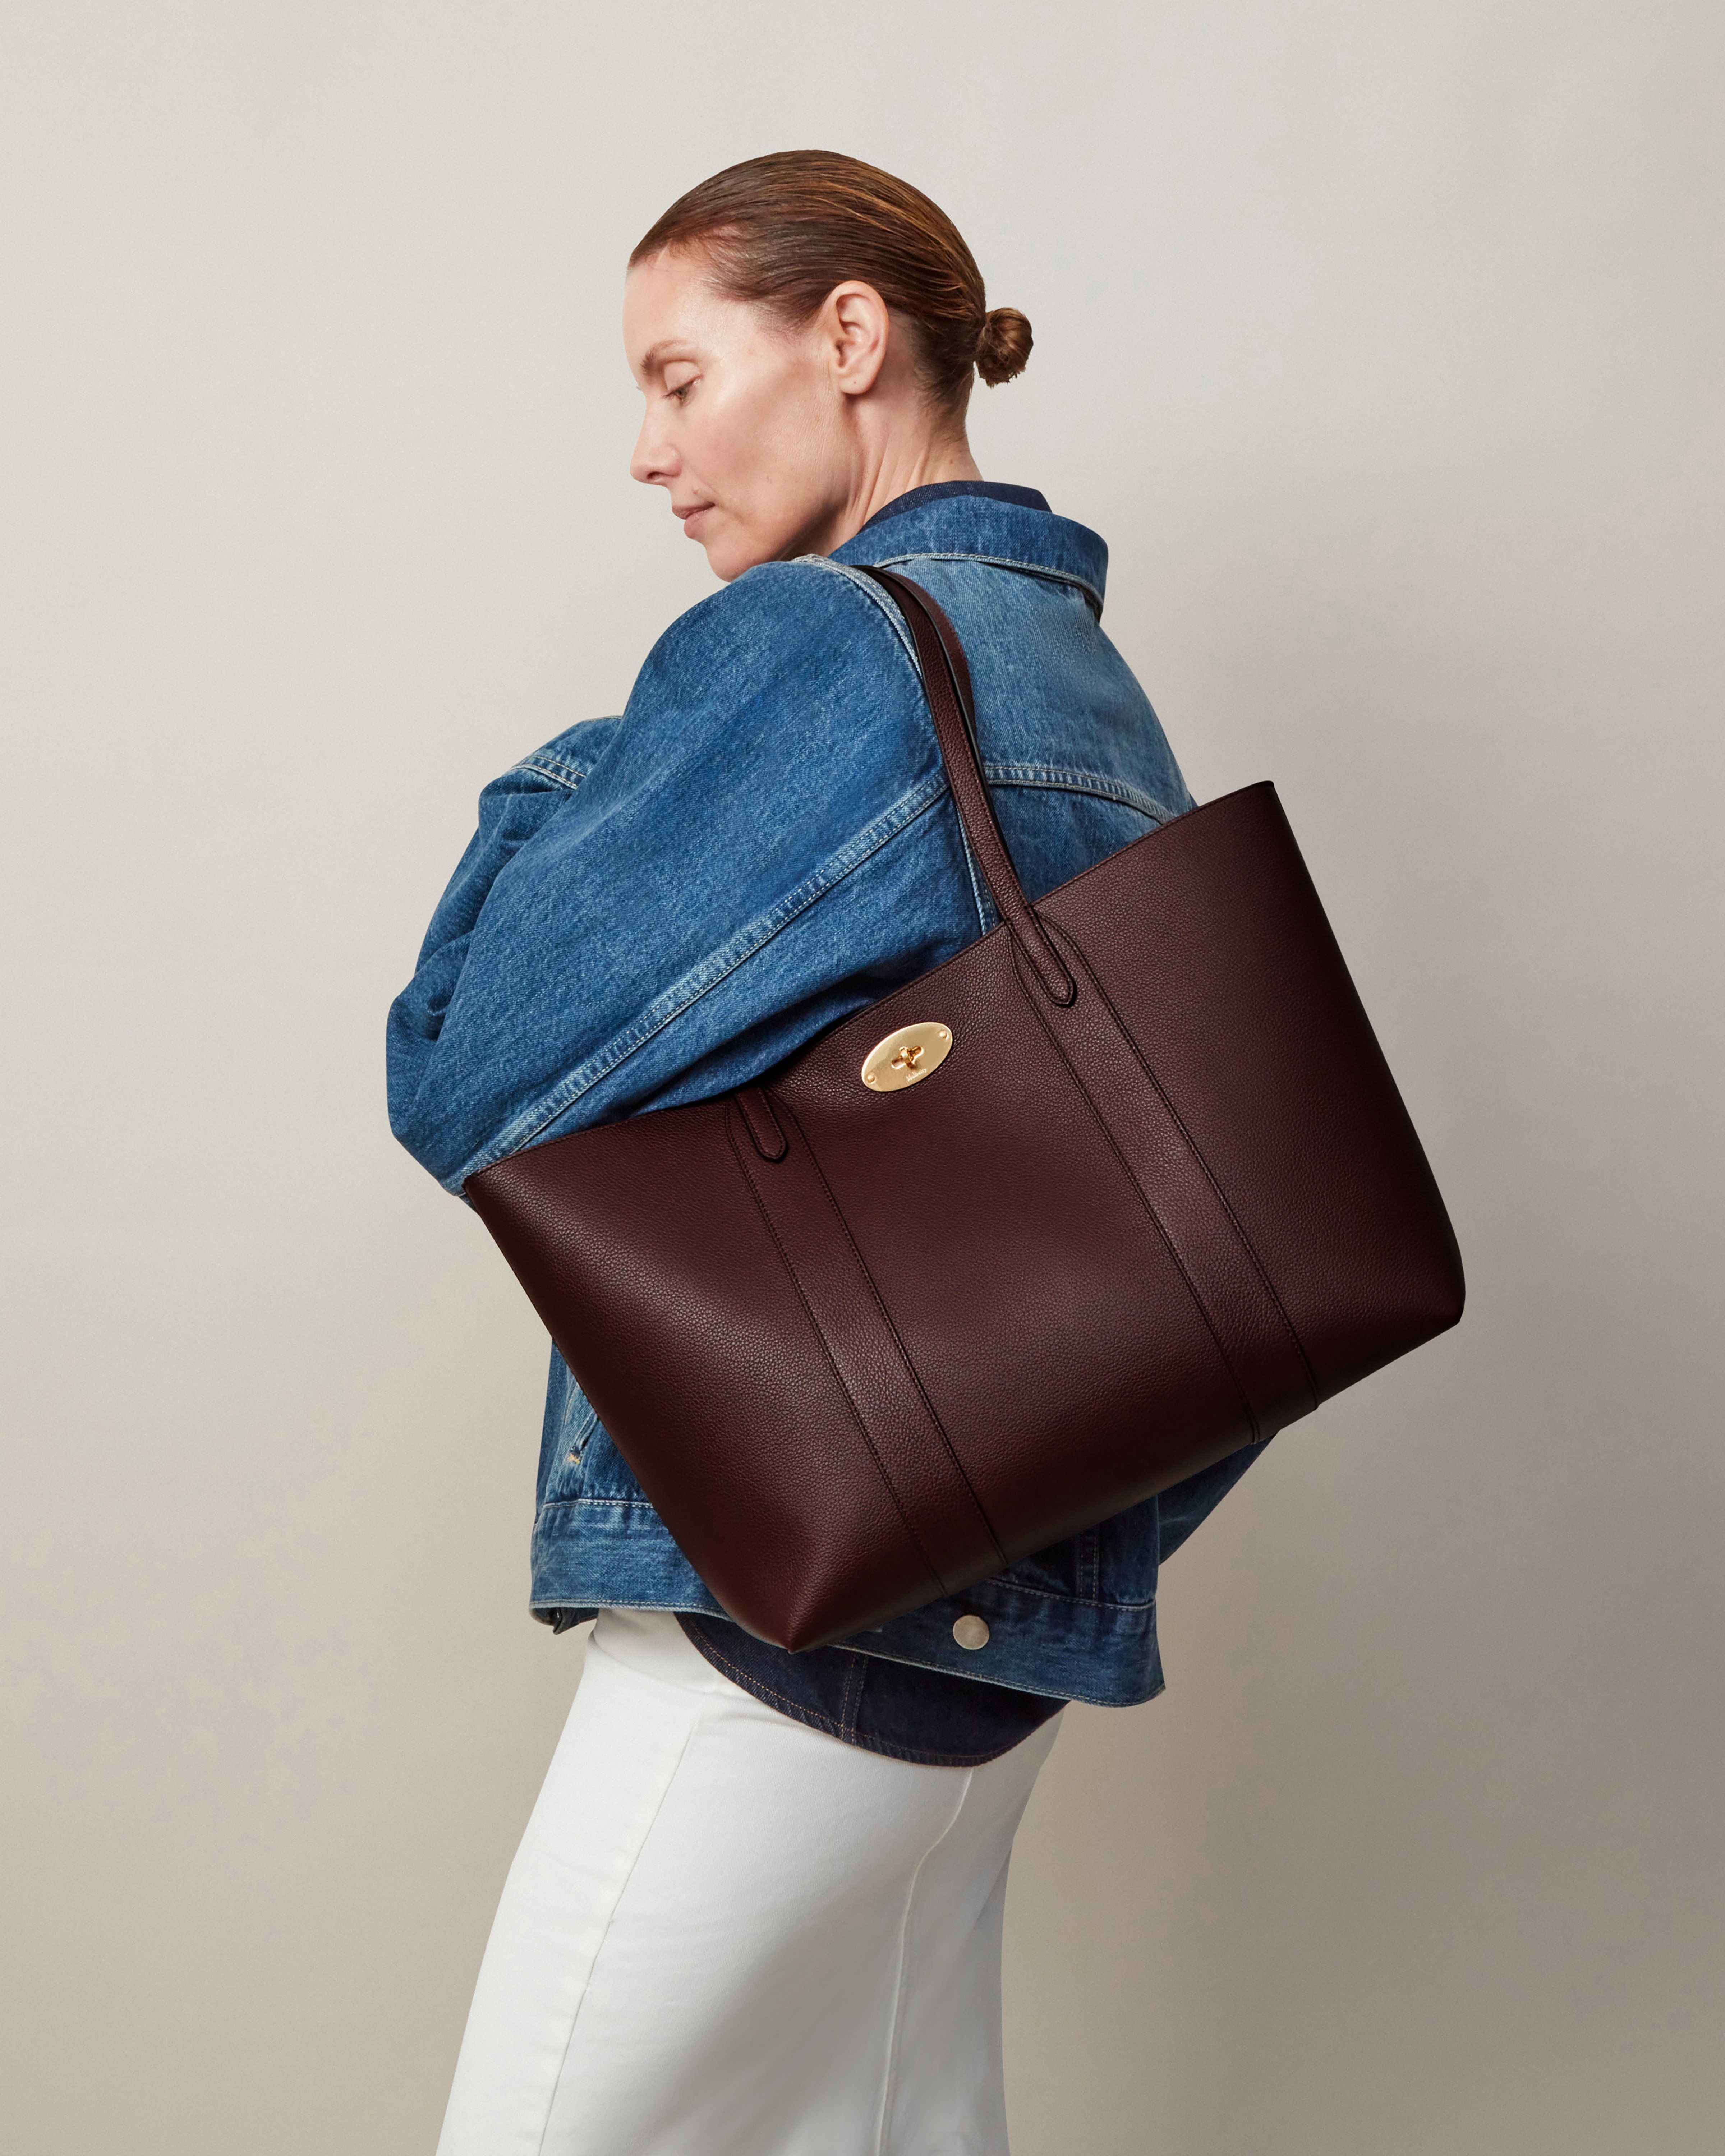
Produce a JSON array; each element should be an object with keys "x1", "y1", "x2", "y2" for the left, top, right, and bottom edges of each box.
[{"x1": 676, "y1": 502, "x2": 714, "y2": 538}]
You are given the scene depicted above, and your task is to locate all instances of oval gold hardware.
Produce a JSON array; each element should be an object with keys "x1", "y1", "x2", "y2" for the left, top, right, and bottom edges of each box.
[{"x1": 860, "y1": 1021, "x2": 953, "y2": 1093}]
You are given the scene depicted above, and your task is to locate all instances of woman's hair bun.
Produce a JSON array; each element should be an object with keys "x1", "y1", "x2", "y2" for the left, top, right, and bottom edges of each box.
[
  {"x1": 635, "y1": 155, "x2": 1025, "y2": 410},
  {"x1": 975, "y1": 307, "x2": 1032, "y2": 386}
]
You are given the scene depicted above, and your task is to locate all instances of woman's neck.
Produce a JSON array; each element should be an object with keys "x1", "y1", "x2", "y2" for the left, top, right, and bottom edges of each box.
[
  {"x1": 799, "y1": 435, "x2": 982, "y2": 559},
  {"x1": 853, "y1": 439, "x2": 983, "y2": 531}
]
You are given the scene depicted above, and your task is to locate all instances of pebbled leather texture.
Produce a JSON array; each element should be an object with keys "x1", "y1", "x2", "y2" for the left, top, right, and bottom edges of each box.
[
  {"x1": 468, "y1": 574, "x2": 1464, "y2": 1650},
  {"x1": 726, "y1": 1091, "x2": 1008, "y2": 1599}
]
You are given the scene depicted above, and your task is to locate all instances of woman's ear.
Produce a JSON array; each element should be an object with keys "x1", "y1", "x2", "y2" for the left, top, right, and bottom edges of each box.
[{"x1": 824, "y1": 281, "x2": 892, "y2": 397}]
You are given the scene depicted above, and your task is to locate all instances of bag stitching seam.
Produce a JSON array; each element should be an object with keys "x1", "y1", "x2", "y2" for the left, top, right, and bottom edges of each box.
[
  {"x1": 1043, "y1": 917, "x2": 1320, "y2": 1414},
  {"x1": 770, "y1": 1093, "x2": 1010, "y2": 1575},
  {"x1": 723, "y1": 1106, "x2": 952, "y2": 1602},
  {"x1": 1007, "y1": 930, "x2": 1262, "y2": 1439}
]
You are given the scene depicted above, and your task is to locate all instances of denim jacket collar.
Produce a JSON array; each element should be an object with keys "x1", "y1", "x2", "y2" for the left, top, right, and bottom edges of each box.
[
  {"x1": 854, "y1": 479, "x2": 1052, "y2": 531},
  {"x1": 829, "y1": 492, "x2": 1110, "y2": 617}
]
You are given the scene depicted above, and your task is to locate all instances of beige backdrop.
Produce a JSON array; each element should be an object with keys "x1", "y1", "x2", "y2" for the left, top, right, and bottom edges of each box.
[{"x1": 4, "y1": 4, "x2": 1721, "y2": 2150}]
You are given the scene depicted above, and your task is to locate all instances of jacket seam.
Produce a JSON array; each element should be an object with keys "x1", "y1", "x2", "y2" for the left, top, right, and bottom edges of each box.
[
  {"x1": 806, "y1": 573, "x2": 1173, "y2": 884},
  {"x1": 847, "y1": 1643, "x2": 1158, "y2": 1709},
  {"x1": 840, "y1": 1647, "x2": 867, "y2": 1736},
  {"x1": 530, "y1": 1501, "x2": 1157, "y2": 1609},
  {"x1": 512, "y1": 756, "x2": 589, "y2": 789},
  {"x1": 543, "y1": 1388, "x2": 598, "y2": 1497},
  {"x1": 850, "y1": 566, "x2": 999, "y2": 933},
  {"x1": 808, "y1": 561, "x2": 1004, "y2": 935},
  {"x1": 532, "y1": 1600, "x2": 1161, "y2": 1705},
  {"x1": 966, "y1": 1576, "x2": 1155, "y2": 1611},
  {"x1": 984, "y1": 765, "x2": 1180, "y2": 825},
  {"x1": 845, "y1": 547, "x2": 1106, "y2": 616},
  {"x1": 811, "y1": 551, "x2": 1177, "y2": 833}
]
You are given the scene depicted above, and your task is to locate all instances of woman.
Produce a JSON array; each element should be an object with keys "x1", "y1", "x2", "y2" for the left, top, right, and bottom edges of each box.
[{"x1": 389, "y1": 150, "x2": 1266, "y2": 2156}]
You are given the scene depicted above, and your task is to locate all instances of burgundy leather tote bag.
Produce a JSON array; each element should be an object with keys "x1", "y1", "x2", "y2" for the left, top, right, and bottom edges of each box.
[{"x1": 468, "y1": 570, "x2": 1464, "y2": 1651}]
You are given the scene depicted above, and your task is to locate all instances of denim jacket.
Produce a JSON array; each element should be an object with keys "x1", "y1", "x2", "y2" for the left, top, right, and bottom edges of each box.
[{"x1": 387, "y1": 489, "x2": 1268, "y2": 1707}]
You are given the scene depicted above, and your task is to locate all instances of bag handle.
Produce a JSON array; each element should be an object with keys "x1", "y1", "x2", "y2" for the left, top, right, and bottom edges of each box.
[{"x1": 858, "y1": 566, "x2": 1077, "y2": 1007}]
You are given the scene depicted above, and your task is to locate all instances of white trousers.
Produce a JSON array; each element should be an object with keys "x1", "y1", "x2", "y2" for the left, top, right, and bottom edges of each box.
[{"x1": 435, "y1": 1607, "x2": 1062, "y2": 2156}]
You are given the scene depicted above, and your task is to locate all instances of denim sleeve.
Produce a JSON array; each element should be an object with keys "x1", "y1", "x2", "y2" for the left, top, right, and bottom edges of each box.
[
  {"x1": 384, "y1": 563, "x2": 972, "y2": 1193},
  {"x1": 386, "y1": 716, "x2": 625, "y2": 1124},
  {"x1": 1156, "y1": 1437, "x2": 1273, "y2": 1563}
]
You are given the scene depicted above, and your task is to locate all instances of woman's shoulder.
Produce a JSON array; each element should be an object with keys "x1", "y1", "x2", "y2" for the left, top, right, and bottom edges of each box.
[
  {"x1": 629, "y1": 557, "x2": 910, "y2": 712},
  {"x1": 492, "y1": 554, "x2": 905, "y2": 792}
]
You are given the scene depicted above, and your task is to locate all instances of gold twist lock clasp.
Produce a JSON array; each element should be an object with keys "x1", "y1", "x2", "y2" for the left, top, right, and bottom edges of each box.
[{"x1": 860, "y1": 1022, "x2": 953, "y2": 1093}]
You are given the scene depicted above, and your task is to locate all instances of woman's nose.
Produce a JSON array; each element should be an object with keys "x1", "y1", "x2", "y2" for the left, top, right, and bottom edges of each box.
[{"x1": 630, "y1": 413, "x2": 677, "y2": 488}]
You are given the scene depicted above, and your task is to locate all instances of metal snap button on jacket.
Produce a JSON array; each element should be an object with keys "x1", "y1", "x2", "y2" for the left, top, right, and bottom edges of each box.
[{"x1": 952, "y1": 1614, "x2": 990, "y2": 1650}]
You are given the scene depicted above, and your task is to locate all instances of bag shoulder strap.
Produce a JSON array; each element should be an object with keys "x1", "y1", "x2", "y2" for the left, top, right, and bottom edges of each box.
[{"x1": 857, "y1": 566, "x2": 1076, "y2": 1008}]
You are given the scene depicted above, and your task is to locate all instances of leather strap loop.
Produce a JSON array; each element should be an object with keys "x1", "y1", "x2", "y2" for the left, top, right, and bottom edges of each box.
[
  {"x1": 859, "y1": 567, "x2": 1077, "y2": 1007},
  {"x1": 736, "y1": 1084, "x2": 787, "y2": 1162}
]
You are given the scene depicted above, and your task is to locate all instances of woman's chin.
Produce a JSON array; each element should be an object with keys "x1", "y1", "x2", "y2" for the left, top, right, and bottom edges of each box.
[{"x1": 703, "y1": 529, "x2": 774, "y2": 583}]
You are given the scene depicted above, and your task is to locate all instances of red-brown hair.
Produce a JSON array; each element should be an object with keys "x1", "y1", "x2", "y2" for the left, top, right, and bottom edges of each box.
[{"x1": 630, "y1": 150, "x2": 1031, "y2": 410}]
